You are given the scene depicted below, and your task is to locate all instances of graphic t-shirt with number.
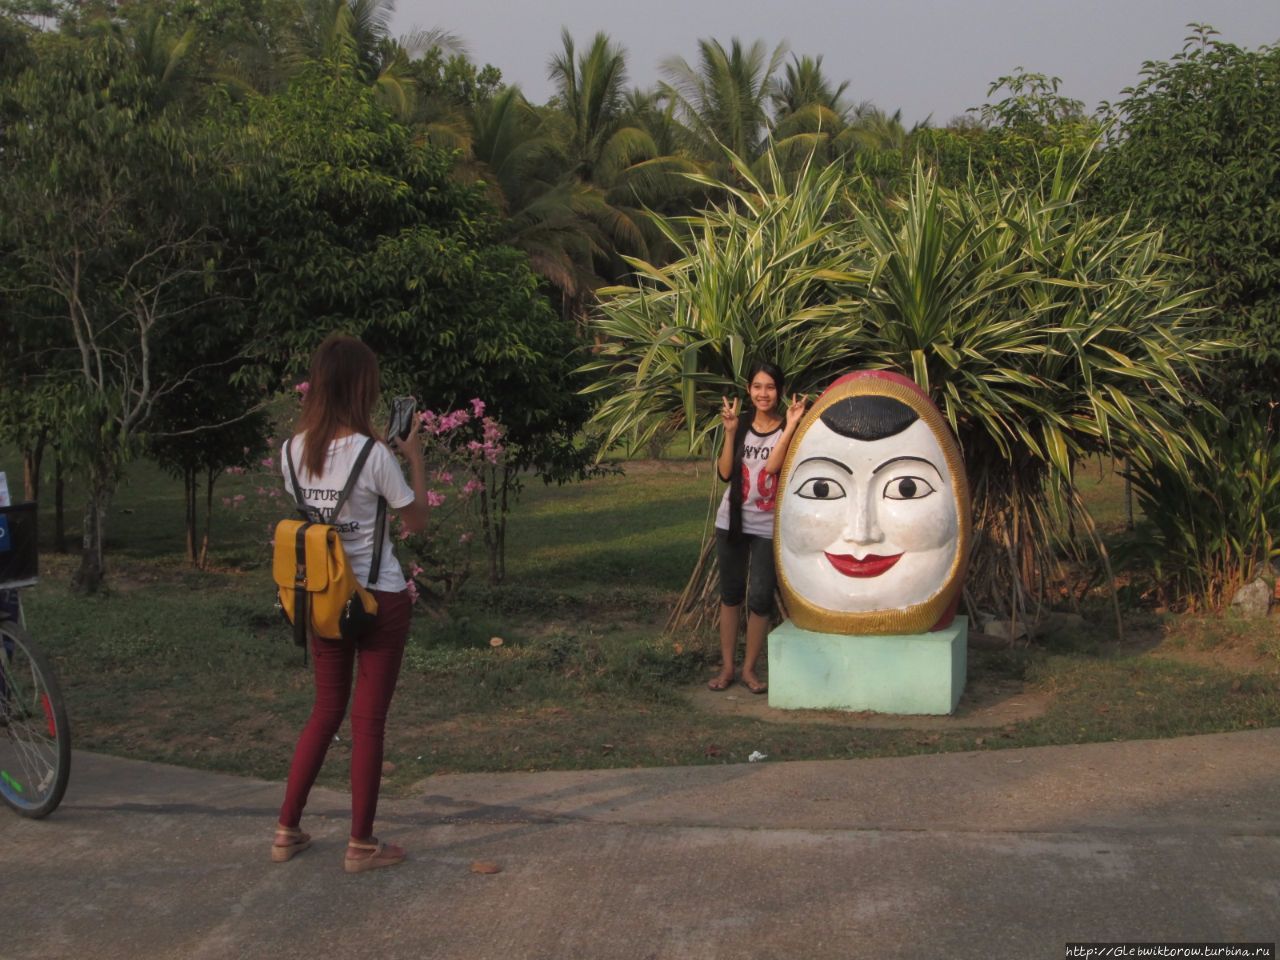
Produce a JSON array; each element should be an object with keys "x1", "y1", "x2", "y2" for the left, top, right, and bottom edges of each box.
[{"x1": 715, "y1": 424, "x2": 783, "y2": 538}]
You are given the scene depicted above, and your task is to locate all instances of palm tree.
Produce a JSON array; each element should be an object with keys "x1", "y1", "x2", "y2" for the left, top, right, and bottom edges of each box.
[
  {"x1": 546, "y1": 29, "x2": 634, "y2": 182},
  {"x1": 660, "y1": 36, "x2": 788, "y2": 171},
  {"x1": 537, "y1": 30, "x2": 703, "y2": 315},
  {"x1": 770, "y1": 53, "x2": 850, "y2": 120},
  {"x1": 399, "y1": 29, "x2": 476, "y2": 151},
  {"x1": 766, "y1": 54, "x2": 864, "y2": 177},
  {"x1": 465, "y1": 86, "x2": 599, "y2": 301}
]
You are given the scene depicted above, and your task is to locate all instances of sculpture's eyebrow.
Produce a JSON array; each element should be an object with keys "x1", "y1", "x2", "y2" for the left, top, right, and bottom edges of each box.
[
  {"x1": 872, "y1": 455, "x2": 942, "y2": 477},
  {"x1": 797, "y1": 456, "x2": 852, "y2": 475}
]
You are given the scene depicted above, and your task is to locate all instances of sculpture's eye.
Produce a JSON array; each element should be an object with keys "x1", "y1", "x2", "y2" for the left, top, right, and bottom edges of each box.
[
  {"x1": 883, "y1": 476, "x2": 935, "y2": 500},
  {"x1": 796, "y1": 477, "x2": 846, "y2": 500}
]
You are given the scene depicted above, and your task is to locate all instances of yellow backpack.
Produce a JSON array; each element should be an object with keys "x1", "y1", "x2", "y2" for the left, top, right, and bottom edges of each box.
[{"x1": 273, "y1": 437, "x2": 385, "y2": 648}]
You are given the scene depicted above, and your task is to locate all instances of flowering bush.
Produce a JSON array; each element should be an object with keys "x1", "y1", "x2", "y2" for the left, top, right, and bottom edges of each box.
[
  {"x1": 398, "y1": 399, "x2": 506, "y2": 606},
  {"x1": 235, "y1": 385, "x2": 505, "y2": 607}
]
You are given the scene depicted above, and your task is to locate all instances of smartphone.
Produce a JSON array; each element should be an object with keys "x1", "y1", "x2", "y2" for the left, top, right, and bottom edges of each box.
[{"x1": 387, "y1": 396, "x2": 416, "y2": 443}]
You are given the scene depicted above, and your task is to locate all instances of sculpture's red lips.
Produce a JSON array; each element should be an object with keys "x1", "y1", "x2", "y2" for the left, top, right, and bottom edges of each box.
[{"x1": 824, "y1": 552, "x2": 903, "y2": 578}]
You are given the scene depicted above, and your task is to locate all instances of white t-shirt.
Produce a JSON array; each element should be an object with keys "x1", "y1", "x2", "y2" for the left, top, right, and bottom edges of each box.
[
  {"x1": 282, "y1": 433, "x2": 415, "y2": 593},
  {"x1": 715, "y1": 424, "x2": 783, "y2": 538}
]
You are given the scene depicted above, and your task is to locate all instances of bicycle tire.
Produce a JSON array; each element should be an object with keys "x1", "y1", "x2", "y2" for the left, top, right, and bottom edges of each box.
[{"x1": 0, "y1": 618, "x2": 71, "y2": 818}]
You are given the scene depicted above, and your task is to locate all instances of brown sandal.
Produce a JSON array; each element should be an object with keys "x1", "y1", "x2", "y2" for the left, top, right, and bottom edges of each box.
[
  {"x1": 271, "y1": 825, "x2": 312, "y2": 863},
  {"x1": 344, "y1": 837, "x2": 407, "y2": 874}
]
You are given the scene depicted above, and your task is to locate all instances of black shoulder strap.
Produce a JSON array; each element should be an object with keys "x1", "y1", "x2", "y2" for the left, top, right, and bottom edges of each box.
[
  {"x1": 284, "y1": 439, "x2": 311, "y2": 520},
  {"x1": 293, "y1": 521, "x2": 311, "y2": 654},
  {"x1": 331, "y1": 438, "x2": 377, "y2": 521},
  {"x1": 366, "y1": 495, "x2": 387, "y2": 588}
]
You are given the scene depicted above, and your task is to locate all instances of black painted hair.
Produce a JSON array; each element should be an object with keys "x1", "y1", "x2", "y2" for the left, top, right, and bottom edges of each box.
[{"x1": 819, "y1": 395, "x2": 919, "y2": 441}]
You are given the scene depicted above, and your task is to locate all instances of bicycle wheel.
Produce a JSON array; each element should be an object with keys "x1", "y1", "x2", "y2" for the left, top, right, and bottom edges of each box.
[{"x1": 0, "y1": 618, "x2": 71, "y2": 818}]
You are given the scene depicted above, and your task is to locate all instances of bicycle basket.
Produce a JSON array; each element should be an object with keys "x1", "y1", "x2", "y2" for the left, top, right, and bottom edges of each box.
[{"x1": 0, "y1": 501, "x2": 38, "y2": 589}]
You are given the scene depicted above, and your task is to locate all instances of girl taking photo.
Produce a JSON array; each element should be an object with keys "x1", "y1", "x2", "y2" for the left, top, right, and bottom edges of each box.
[
  {"x1": 270, "y1": 333, "x2": 429, "y2": 874},
  {"x1": 709, "y1": 362, "x2": 807, "y2": 694}
]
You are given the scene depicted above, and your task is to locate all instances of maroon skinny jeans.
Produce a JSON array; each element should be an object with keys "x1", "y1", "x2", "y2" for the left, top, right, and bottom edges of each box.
[{"x1": 278, "y1": 588, "x2": 412, "y2": 840}]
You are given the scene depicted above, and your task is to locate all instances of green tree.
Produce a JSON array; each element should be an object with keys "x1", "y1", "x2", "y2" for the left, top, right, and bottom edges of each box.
[
  {"x1": 912, "y1": 69, "x2": 1099, "y2": 191},
  {"x1": 2, "y1": 30, "x2": 240, "y2": 591},
  {"x1": 1094, "y1": 26, "x2": 1280, "y2": 408},
  {"x1": 234, "y1": 62, "x2": 594, "y2": 581}
]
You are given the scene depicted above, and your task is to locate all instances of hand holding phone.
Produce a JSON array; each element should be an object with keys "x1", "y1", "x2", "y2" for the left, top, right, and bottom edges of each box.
[{"x1": 387, "y1": 396, "x2": 416, "y2": 443}]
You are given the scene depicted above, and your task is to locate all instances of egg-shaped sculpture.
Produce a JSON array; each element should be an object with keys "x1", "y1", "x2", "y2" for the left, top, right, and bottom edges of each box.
[{"x1": 775, "y1": 371, "x2": 970, "y2": 635}]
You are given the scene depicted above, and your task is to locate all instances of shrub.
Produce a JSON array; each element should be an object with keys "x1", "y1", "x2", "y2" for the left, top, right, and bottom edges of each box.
[{"x1": 1123, "y1": 406, "x2": 1280, "y2": 611}]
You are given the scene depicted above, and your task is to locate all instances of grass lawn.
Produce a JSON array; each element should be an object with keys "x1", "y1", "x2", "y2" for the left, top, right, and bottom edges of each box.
[{"x1": 7, "y1": 450, "x2": 1279, "y2": 794}]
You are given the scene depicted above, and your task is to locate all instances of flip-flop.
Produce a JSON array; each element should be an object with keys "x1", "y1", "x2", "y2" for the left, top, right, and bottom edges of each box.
[
  {"x1": 707, "y1": 674, "x2": 734, "y2": 692},
  {"x1": 740, "y1": 676, "x2": 768, "y2": 695}
]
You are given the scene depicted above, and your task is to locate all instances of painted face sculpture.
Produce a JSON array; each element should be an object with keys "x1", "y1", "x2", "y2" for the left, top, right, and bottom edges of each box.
[{"x1": 776, "y1": 371, "x2": 970, "y2": 635}]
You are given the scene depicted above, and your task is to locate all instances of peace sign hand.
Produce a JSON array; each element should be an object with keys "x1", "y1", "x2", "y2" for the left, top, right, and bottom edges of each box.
[
  {"x1": 720, "y1": 395, "x2": 740, "y2": 433},
  {"x1": 785, "y1": 393, "x2": 808, "y2": 429}
]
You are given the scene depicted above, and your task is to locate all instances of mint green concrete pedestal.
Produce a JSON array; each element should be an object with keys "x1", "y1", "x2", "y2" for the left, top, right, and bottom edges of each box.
[{"x1": 767, "y1": 616, "x2": 967, "y2": 715}]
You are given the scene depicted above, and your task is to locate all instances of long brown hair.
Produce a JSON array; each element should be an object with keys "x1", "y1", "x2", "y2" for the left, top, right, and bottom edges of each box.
[{"x1": 295, "y1": 333, "x2": 381, "y2": 476}]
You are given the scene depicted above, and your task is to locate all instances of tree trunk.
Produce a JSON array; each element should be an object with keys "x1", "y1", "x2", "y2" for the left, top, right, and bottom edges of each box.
[
  {"x1": 183, "y1": 468, "x2": 198, "y2": 565},
  {"x1": 54, "y1": 454, "x2": 66, "y2": 553},
  {"x1": 480, "y1": 470, "x2": 498, "y2": 586},
  {"x1": 74, "y1": 471, "x2": 112, "y2": 594},
  {"x1": 198, "y1": 466, "x2": 215, "y2": 568},
  {"x1": 21, "y1": 430, "x2": 45, "y2": 502}
]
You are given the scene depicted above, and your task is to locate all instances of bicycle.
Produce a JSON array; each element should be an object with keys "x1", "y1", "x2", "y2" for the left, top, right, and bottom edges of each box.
[{"x1": 0, "y1": 500, "x2": 70, "y2": 819}]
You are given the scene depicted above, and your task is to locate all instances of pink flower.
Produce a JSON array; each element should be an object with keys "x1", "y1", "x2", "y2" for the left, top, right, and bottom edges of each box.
[
  {"x1": 462, "y1": 478, "x2": 485, "y2": 496},
  {"x1": 261, "y1": 457, "x2": 275, "y2": 468},
  {"x1": 426, "y1": 490, "x2": 445, "y2": 507},
  {"x1": 436, "y1": 409, "x2": 470, "y2": 433},
  {"x1": 405, "y1": 579, "x2": 419, "y2": 603},
  {"x1": 410, "y1": 564, "x2": 424, "y2": 578},
  {"x1": 469, "y1": 398, "x2": 486, "y2": 417},
  {"x1": 397, "y1": 528, "x2": 411, "y2": 541},
  {"x1": 295, "y1": 381, "x2": 310, "y2": 396},
  {"x1": 221, "y1": 497, "x2": 232, "y2": 507},
  {"x1": 434, "y1": 470, "x2": 454, "y2": 485},
  {"x1": 233, "y1": 494, "x2": 246, "y2": 503}
]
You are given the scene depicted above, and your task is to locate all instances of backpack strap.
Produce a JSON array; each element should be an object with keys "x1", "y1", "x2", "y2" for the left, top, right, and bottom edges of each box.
[
  {"x1": 366, "y1": 495, "x2": 387, "y2": 589},
  {"x1": 292, "y1": 521, "x2": 311, "y2": 652},
  {"x1": 331, "y1": 437, "x2": 377, "y2": 520},
  {"x1": 284, "y1": 439, "x2": 313, "y2": 521}
]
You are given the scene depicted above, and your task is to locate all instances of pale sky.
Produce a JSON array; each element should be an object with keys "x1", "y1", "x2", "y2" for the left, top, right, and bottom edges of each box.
[{"x1": 390, "y1": 0, "x2": 1280, "y2": 126}]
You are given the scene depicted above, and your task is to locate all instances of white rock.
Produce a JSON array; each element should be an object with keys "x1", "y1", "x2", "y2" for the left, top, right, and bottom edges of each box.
[{"x1": 1230, "y1": 578, "x2": 1272, "y2": 618}]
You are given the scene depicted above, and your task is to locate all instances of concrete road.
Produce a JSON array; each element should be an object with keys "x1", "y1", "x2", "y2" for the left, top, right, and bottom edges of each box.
[{"x1": 5, "y1": 729, "x2": 1278, "y2": 960}]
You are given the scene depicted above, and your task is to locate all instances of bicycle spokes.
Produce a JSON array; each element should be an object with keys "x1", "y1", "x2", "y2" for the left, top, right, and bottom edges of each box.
[{"x1": 0, "y1": 621, "x2": 70, "y2": 818}]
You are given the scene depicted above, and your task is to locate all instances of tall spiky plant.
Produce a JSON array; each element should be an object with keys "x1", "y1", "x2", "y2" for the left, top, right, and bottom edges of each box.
[
  {"x1": 850, "y1": 157, "x2": 1222, "y2": 629},
  {"x1": 583, "y1": 146, "x2": 1221, "y2": 635},
  {"x1": 581, "y1": 150, "x2": 865, "y2": 457}
]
